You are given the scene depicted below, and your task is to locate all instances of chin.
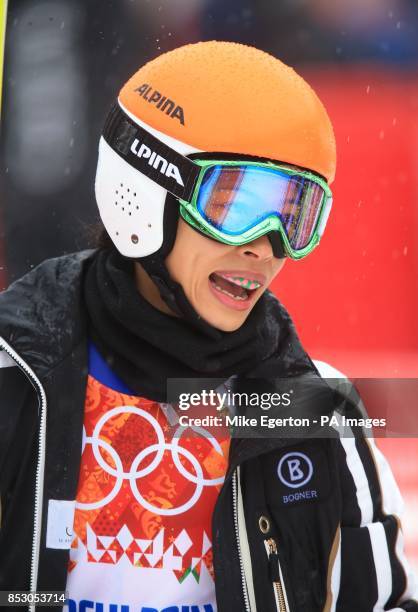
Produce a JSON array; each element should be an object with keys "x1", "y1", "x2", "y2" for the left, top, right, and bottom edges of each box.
[{"x1": 218, "y1": 321, "x2": 246, "y2": 332}]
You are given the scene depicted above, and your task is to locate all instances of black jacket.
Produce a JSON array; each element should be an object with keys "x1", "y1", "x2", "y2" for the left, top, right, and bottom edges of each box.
[{"x1": 0, "y1": 251, "x2": 417, "y2": 612}]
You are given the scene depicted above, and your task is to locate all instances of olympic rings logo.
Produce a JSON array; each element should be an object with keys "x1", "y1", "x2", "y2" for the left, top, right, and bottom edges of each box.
[{"x1": 77, "y1": 405, "x2": 226, "y2": 516}]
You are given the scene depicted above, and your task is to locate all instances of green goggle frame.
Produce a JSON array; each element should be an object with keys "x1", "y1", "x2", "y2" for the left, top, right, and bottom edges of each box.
[{"x1": 178, "y1": 159, "x2": 333, "y2": 260}]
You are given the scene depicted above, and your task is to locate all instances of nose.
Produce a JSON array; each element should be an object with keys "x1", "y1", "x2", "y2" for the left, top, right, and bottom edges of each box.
[{"x1": 237, "y1": 234, "x2": 274, "y2": 260}]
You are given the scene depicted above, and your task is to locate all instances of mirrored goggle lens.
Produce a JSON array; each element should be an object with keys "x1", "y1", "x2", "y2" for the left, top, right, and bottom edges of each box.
[{"x1": 196, "y1": 165, "x2": 326, "y2": 250}]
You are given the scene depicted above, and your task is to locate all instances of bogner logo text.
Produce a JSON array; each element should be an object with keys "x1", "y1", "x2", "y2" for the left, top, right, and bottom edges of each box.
[
  {"x1": 135, "y1": 83, "x2": 185, "y2": 125},
  {"x1": 130, "y1": 138, "x2": 184, "y2": 186}
]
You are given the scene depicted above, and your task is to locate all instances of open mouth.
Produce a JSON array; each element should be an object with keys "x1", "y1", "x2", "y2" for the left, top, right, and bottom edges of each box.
[{"x1": 208, "y1": 272, "x2": 263, "y2": 302}]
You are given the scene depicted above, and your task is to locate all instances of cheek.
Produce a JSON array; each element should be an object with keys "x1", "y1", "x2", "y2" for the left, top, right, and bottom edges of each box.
[{"x1": 167, "y1": 252, "x2": 208, "y2": 299}]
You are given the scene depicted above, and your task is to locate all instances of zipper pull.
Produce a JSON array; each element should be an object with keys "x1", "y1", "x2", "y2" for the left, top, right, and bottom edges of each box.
[
  {"x1": 268, "y1": 550, "x2": 281, "y2": 583},
  {"x1": 266, "y1": 538, "x2": 281, "y2": 582},
  {"x1": 265, "y1": 537, "x2": 289, "y2": 611}
]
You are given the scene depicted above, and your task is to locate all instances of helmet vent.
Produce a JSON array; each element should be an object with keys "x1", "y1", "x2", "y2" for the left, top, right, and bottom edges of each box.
[{"x1": 114, "y1": 184, "x2": 140, "y2": 216}]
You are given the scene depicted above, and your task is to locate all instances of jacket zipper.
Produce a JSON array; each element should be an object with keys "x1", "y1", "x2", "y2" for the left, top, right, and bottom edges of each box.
[
  {"x1": 0, "y1": 337, "x2": 47, "y2": 612},
  {"x1": 264, "y1": 538, "x2": 290, "y2": 612},
  {"x1": 232, "y1": 468, "x2": 251, "y2": 611}
]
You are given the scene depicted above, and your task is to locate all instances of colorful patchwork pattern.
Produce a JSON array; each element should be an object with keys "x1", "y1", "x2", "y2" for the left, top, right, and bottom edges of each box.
[{"x1": 68, "y1": 375, "x2": 230, "y2": 585}]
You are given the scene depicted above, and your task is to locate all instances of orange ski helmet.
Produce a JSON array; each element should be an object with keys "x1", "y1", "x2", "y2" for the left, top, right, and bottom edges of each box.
[{"x1": 96, "y1": 41, "x2": 336, "y2": 259}]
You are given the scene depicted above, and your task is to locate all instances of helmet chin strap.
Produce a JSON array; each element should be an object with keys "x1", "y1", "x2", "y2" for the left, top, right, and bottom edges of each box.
[{"x1": 139, "y1": 257, "x2": 222, "y2": 338}]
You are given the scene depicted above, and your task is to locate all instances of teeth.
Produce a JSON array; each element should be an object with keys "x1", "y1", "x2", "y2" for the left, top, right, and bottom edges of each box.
[
  {"x1": 214, "y1": 284, "x2": 247, "y2": 301},
  {"x1": 222, "y1": 275, "x2": 262, "y2": 290}
]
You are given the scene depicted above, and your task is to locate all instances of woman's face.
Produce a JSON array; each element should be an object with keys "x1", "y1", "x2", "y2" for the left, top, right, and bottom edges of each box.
[{"x1": 165, "y1": 217, "x2": 286, "y2": 331}]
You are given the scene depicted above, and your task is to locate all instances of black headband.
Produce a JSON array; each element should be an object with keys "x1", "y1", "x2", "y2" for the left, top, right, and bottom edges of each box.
[{"x1": 102, "y1": 104, "x2": 201, "y2": 201}]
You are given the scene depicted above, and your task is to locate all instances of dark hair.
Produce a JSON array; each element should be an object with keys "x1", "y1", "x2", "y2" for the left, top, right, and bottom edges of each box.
[
  {"x1": 97, "y1": 225, "x2": 115, "y2": 249},
  {"x1": 85, "y1": 221, "x2": 115, "y2": 250}
]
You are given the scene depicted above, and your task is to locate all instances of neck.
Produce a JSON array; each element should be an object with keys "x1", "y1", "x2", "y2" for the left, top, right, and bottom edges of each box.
[{"x1": 134, "y1": 262, "x2": 179, "y2": 318}]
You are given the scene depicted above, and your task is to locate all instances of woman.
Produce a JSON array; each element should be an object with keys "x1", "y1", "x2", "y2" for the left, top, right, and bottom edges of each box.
[{"x1": 0, "y1": 41, "x2": 416, "y2": 612}]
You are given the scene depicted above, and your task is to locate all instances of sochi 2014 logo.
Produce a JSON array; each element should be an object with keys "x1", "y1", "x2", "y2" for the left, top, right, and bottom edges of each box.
[{"x1": 77, "y1": 405, "x2": 226, "y2": 515}]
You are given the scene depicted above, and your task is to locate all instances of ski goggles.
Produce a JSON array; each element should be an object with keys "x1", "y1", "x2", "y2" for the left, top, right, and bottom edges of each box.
[
  {"x1": 178, "y1": 160, "x2": 332, "y2": 260},
  {"x1": 103, "y1": 105, "x2": 333, "y2": 259}
]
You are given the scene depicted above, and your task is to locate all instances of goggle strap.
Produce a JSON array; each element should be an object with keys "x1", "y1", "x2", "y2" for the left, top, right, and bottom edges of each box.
[
  {"x1": 102, "y1": 103, "x2": 201, "y2": 200},
  {"x1": 267, "y1": 232, "x2": 286, "y2": 259}
]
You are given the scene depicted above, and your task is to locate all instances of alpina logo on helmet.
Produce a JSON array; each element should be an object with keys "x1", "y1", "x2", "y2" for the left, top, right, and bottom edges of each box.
[
  {"x1": 130, "y1": 138, "x2": 185, "y2": 186},
  {"x1": 135, "y1": 83, "x2": 185, "y2": 126}
]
